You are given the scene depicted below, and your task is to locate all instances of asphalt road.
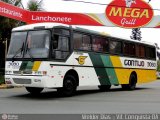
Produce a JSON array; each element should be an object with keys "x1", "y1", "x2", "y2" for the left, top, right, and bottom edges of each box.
[{"x1": 0, "y1": 80, "x2": 160, "y2": 114}]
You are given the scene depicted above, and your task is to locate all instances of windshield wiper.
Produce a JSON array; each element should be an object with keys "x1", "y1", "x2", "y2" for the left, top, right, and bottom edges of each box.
[
  {"x1": 12, "y1": 42, "x2": 24, "y2": 61},
  {"x1": 26, "y1": 43, "x2": 34, "y2": 61}
]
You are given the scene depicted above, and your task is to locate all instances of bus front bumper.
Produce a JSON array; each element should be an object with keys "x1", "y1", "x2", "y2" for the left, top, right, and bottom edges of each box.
[{"x1": 5, "y1": 75, "x2": 63, "y2": 88}]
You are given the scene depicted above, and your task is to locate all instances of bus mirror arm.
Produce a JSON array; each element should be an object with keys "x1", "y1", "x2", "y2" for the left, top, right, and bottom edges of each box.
[
  {"x1": 26, "y1": 44, "x2": 34, "y2": 62},
  {"x1": 11, "y1": 42, "x2": 24, "y2": 62}
]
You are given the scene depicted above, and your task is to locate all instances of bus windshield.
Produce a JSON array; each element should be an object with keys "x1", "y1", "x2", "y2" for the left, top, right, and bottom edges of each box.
[
  {"x1": 7, "y1": 30, "x2": 50, "y2": 59},
  {"x1": 24, "y1": 30, "x2": 50, "y2": 58},
  {"x1": 7, "y1": 32, "x2": 27, "y2": 58}
]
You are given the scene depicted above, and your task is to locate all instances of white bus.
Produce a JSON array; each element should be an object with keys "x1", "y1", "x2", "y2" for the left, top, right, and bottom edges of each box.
[{"x1": 5, "y1": 23, "x2": 157, "y2": 96}]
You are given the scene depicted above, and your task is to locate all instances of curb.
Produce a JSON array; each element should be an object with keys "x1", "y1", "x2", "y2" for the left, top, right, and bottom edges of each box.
[{"x1": 0, "y1": 84, "x2": 14, "y2": 89}]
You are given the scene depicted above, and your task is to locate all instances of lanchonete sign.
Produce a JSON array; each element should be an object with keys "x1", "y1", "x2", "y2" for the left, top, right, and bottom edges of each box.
[{"x1": 0, "y1": 0, "x2": 160, "y2": 28}]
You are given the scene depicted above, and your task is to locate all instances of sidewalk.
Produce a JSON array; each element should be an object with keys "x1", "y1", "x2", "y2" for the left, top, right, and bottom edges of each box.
[
  {"x1": 0, "y1": 84, "x2": 14, "y2": 89},
  {"x1": 0, "y1": 74, "x2": 12, "y2": 89}
]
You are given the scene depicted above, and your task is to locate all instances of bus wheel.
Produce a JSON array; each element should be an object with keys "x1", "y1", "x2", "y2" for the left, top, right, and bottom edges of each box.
[
  {"x1": 57, "y1": 75, "x2": 77, "y2": 97},
  {"x1": 25, "y1": 87, "x2": 43, "y2": 95},
  {"x1": 121, "y1": 73, "x2": 137, "y2": 90},
  {"x1": 98, "y1": 85, "x2": 111, "y2": 91}
]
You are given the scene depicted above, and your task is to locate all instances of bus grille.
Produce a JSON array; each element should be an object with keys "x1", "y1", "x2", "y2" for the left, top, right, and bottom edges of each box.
[
  {"x1": 13, "y1": 78, "x2": 31, "y2": 84},
  {"x1": 13, "y1": 71, "x2": 21, "y2": 74},
  {"x1": 13, "y1": 71, "x2": 32, "y2": 74}
]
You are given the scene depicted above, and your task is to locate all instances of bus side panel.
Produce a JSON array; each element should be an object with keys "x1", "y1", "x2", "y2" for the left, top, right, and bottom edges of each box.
[
  {"x1": 113, "y1": 69, "x2": 157, "y2": 84},
  {"x1": 74, "y1": 67, "x2": 100, "y2": 86},
  {"x1": 110, "y1": 56, "x2": 157, "y2": 84},
  {"x1": 73, "y1": 52, "x2": 101, "y2": 86},
  {"x1": 110, "y1": 56, "x2": 130, "y2": 84},
  {"x1": 88, "y1": 53, "x2": 120, "y2": 85},
  {"x1": 136, "y1": 69, "x2": 157, "y2": 84},
  {"x1": 44, "y1": 53, "x2": 75, "y2": 87}
]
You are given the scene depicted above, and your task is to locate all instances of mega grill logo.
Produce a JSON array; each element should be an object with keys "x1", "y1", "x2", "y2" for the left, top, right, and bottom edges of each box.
[{"x1": 105, "y1": 0, "x2": 153, "y2": 28}]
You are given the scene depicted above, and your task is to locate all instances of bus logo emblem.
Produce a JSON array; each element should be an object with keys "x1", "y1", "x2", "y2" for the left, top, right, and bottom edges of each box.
[{"x1": 76, "y1": 56, "x2": 87, "y2": 65}]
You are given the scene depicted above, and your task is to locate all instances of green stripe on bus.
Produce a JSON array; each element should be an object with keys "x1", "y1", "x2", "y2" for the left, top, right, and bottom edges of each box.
[
  {"x1": 19, "y1": 61, "x2": 28, "y2": 71},
  {"x1": 26, "y1": 61, "x2": 34, "y2": 70},
  {"x1": 19, "y1": 61, "x2": 34, "y2": 71},
  {"x1": 101, "y1": 55, "x2": 119, "y2": 85},
  {"x1": 95, "y1": 68, "x2": 111, "y2": 85},
  {"x1": 105, "y1": 68, "x2": 119, "y2": 84},
  {"x1": 101, "y1": 55, "x2": 112, "y2": 67},
  {"x1": 89, "y1": 53, "x2": 111, "y2": 85}
]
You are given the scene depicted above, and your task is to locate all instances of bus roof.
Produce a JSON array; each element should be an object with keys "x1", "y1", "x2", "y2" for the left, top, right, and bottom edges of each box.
[
  {"x1": 12, "y1": 22, "x2": 156, "y2": 47},
  {"x1": 12, "y1": 23, "x2": 70, "y2": 31}
]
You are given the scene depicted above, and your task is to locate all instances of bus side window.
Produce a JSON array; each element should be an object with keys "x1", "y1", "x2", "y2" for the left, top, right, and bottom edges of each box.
[
  {"x1": 135, "y1": 45, "x2": 140, "y2": 57},
  {"x1": 82, "y1": 35, "x2": 91, "y2": 50},
  {"x1": 146, "y1": 47, "x2": 156, "y2": 59},
  {"x1": 123, "y1": 43, "x2": 130, "y2": 55},
  {"x1": 123, "y1": 42, "x2": 135, "y2": 56},
  {"x1": 53, "y1": 35, "x2": 58, "y2": 49},
  {"x1": 139, "y1": 45, "x2": 145, "y2": 58},
  {"x1": 130, "y1": 43, "x2": 135, "y2": 56},
  {"x1": 52, "y1": 34, "x2": 70, "y2": 59},
  {"x1": 73, "y1": 33, "x2": 82, "y2": 50},
  {"x1": 92, "y1": 37, "x2": 109, "y2": 53},
  {"x1": 110, "y1": 40, "x2": 122, "y2": 54},
  {"x1": 73, "y1": 32, "x2": 91, "y2": 51},
  {"x1": 151, "y1": 48, "x2": 156, "y2": 59},
  {"x1": 135, "y1": 44, "x2": 145, "y2": 58}
]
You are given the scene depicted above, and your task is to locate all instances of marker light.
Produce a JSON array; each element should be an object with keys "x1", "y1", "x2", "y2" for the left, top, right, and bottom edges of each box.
[{"x1": 42, "y1": 71, "x2": 47, "y2": 75}]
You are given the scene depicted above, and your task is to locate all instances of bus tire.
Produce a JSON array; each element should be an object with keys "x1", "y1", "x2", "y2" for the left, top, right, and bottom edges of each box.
[
  {"x1": 98, "y1": 85, "x2": 111, "y2": 91},
  {"x1": 25, "y1": 87, "x2": 43, "y2": 95},
  {"x1": 57, "y1": 75, "x2": 77, "y2": 97},
  {"x1": 121, "y1": 73, "x2": 137, "y2": 90}
]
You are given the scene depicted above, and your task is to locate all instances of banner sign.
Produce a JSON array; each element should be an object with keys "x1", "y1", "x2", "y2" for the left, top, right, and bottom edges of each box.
[
  {"x1": 27, "y1": 12, "x2": 103, "y2": 26},
  {"x1": 1, "y1": 0, "x2": 160, "y2": 28},
  {"x1": 105, "y1": 0, "x2": 154, "y2": 28},
  {"x1": 0, "y1": 1, "x2": 28, "y2": 22}
]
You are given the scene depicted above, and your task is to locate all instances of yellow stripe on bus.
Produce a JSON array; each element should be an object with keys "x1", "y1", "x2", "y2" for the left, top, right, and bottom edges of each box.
[
  {"x1": 32, "y1": 61, "x2": 41, "y2": 71},
  {"x1": 110, "y1": 56, "x2": 122, "y2": 67},
  {"x1": 110, "y1": 56, "x2": 129, "y2": 84},
  {"x1": 110, "y1": 56, "x2": 156, "y2": 84}
]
